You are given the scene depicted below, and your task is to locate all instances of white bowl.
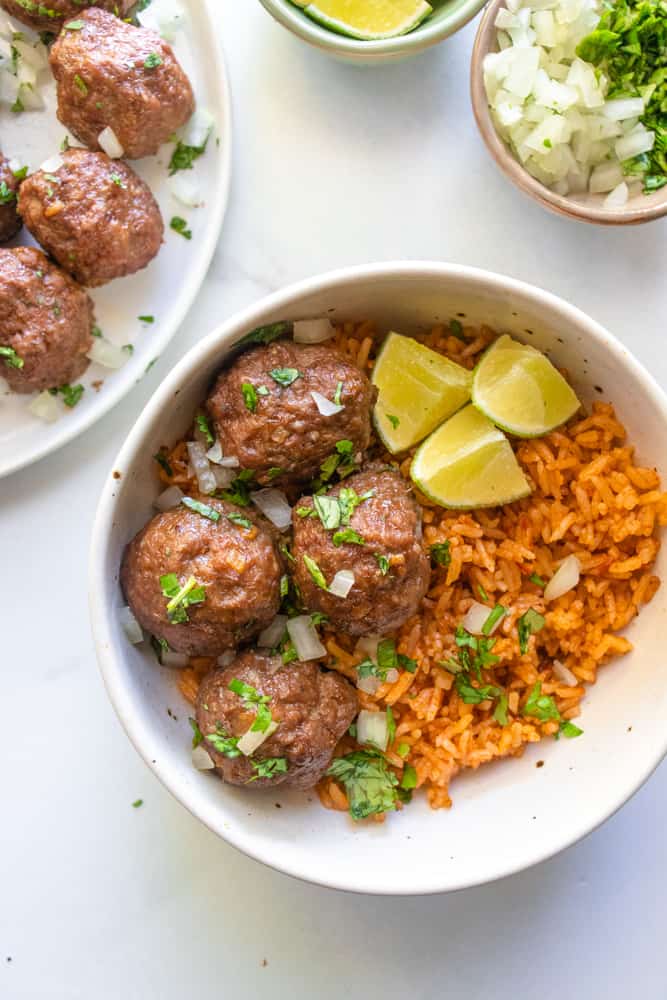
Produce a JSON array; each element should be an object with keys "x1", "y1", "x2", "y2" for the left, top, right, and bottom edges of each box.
[{"x1": 90, "y1": 262, "x2": 667, "y2": 895}]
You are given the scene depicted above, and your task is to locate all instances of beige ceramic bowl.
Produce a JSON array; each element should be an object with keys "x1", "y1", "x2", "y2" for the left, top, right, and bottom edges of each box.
[{"x1": 470, "y1": 0, "x2": 667, "y2": 226}]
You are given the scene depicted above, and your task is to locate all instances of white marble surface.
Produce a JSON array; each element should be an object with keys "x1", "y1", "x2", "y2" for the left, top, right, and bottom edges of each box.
[{"x1": 2, "y1": 2, "x2": 667, "y2": 997}]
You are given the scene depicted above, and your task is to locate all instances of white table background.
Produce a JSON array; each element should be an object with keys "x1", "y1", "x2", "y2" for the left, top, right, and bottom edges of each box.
[{"x1": 2, "y1": 3, "x2": 667, "y2": 997}]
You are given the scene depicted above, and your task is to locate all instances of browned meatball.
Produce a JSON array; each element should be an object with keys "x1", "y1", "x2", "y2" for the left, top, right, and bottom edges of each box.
[
  {"x1": 292, "y1": 468, "x2": 430, "y2": 636},
  {"x1": 196, "y1": 652, "x2": 358, "y2": 789},
  {"x1": 206, "y1": 341, "x2": 376, "y2": 488},
  {"x1": 0, "y1": 247, "x2": 93, "y2": 393},
  {"x1": 0, "y1": 154, "x2": 22, "y2": 243},
  {"x1": 50, "y1": 9, "x2": 195, "y2": 159},
  {"x1": 18, "y1": 149, "x2": 164, "y2": 287},
  {"x1": 120, "y1": 498, "x2": 284, "y2": 656},
  {"x1": 0, "y1": 0, "x2": 133, "y2": 32}
]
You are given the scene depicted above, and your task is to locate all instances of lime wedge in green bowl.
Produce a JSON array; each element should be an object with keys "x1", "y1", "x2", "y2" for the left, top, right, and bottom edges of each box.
[{"x1": 299, "y1": 0, "x2": 433, "y2": 39}]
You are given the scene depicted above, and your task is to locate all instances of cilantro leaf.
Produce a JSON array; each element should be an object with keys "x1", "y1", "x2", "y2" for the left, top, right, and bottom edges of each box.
[
  {"x1": 523, "y1": 681, "x2": 561, "y2": 722},
  {"x1": 327, "y1": 750, "x2": 400, "y2": 820},
  {"x1": 248, "y1": 757, "x2": 288, "y2": 781},
  {"x1": 517, "y1": 608, "x2": 546, "y2": 655},
  {"x1": 195, "y1": 413, "x2": 214, "y2": 446},
  {"x1": 303, "y1": 553, "x2": 327, "y2": 590},
  {"x1": 181, "y1": 496, "x2": 220, "y2": 522},
  {"x1": 430, "y1": 541, "x2": 451, "y2": 567},
  {"x1": 269, "y1": 367, "x2": 300, "y2": 387}
]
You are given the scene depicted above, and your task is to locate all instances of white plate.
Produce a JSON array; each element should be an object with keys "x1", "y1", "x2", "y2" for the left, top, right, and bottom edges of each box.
[{"x1": 0, "y1": 0, "x2": 232, "y2": 478}]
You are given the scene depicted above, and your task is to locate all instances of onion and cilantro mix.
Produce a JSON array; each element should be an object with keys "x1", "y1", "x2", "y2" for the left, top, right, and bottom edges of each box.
[
  {"x1": 357, "y1": 638, "x2": 417, "y2": 682},
  {"x1": 327, "y1": 750, "x2": 415, "y2": 821},
  {"x1": 228, "y1": 678, "x2": 275, "y2": 734},
  {"x1": 577, "y1": 0, "x2": 667, "y2": 192},
  {"x1": 160, "y1": 573, "x2": 206, "y2": 623}
]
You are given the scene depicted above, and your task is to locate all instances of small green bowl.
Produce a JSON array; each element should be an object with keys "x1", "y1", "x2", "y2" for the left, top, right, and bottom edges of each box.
[{"x1": 256, "y1": 0, "x2": 487, "y2": 63}]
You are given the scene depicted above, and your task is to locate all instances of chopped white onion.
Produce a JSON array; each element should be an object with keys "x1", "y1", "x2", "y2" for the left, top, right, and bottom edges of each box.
[
  {"x1": 603, "y1": 181, "x2": 629, "y2": 208},
  {"x1": 356, "y1": 710, "x2": 389, "y2": 751},
  {"x1": 257, "y1": 615, "x2": 289, "y2": 648},
  {"x1": 329, "y1": 569, "x2": 355, "y2": 598},
  {"x1": 589, "y1": 161, "x2": 624, "y2": 194},
  {"x1": 162, "y1": 650, "x2": 189, "y2": 668},
  {"x1": 286, "y1": 615, "x2": 326, "y2": 661},
  {"x1": 119, "y1": 605, "x2": 143, "y2": 644},
  {"x1": 181, "y1": 106, "x2": 214, "y2": 148},
  {"x1": 217, "y1": 650, "x2": 235, "y2": 667},
  {"x1": 28, "y1": 391, "x2": 60, "y2": 423},
  {"x1": 169, "y1": 172, "x2": 202, "y2": 207},
  {"x1": 251, "y1": 488, "x2": 292, "y2": 530},
  {"x1": 293, "y1": 318, "x2": 335, "y2": 344},
  {"x1": 0, "y1": 25, "x2": 49, "y2": 113},
  {"x1": 39, "y1": 154, "x2": 63, "y2": 174},
  {"x1": 386, "y1": 668, "x2": 400, "y2": 684},
  {"x1": 355, "y1": 635, "x2": 382, "y2": 663},
  {"x1": 154, "y1": 485, "x2": 184, "y2": 511},
  {"x1": 138, "y1": 0, "x2": 187, "y2": 40},
  {"x1": 186, "y1": 441, "x2": 217, "y2": 495},
  {"x1": 87, "y1": 337, "x2": 130, "y2": 370},
  {"x1": 237, "y1": 720, "x2": 278, "y2": 757},
  {"x1": 0, "y1": 375, "x2": 9, "y2": 394},
  {"x1": 206, "y1": 439, "x2": 223, "y2": 464},
  {"x1": 98, "y1": 126, "x2": 124, "y2": 159},
  {"x1": 192, "y1": 745, "x2": 215, "y2": 770},
  {"x1": 212, "y1": 465, "x2": 235, "y2": 489},
  {"x1": 218, "y1": 455, "x2": 240, "y2": 468},
  {"x1": 484, "y1": 0, "x2": 657, "y2": 197},
  {"x1": 310, "y1": 390, "x2": 344, "y2": 417},
  {"x1": 357, "y1": 674, "x2": 382, "y2": 695},
  {"x1": 544, "y1": 554, "x2": 581, "y2": 601},
  {"x1": 462, "y1": 600, "x2": 505, "y2": 635},
  {"x1": 553, "y1": 659, "x2": 579, "y2": 687}
]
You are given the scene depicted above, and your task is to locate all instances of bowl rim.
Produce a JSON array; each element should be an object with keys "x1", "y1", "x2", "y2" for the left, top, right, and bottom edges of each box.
[
  {"x1": 257, "y1": 0, "x2": 487, "y2": 58},
  {"x1": 90, "y1": 260, "x2": 667, "y2": 895},
  {"x1": 470, "y1": 0, "x2": 667, "y2": 226}
]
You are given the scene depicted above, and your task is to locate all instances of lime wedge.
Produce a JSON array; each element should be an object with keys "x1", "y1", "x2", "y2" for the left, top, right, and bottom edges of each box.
[
  {"x1": 411, "y1": 404, "x2": 531, "y2": 509},
  {"x1": 472, "y1": 335, "x2": 580, "y2": 438},
  {"x1": 302, "y1": 0, "x2": 433, "y2": 40},
  {"x1": 372, "y1": 332, "x2": 472, "y2": 453}
]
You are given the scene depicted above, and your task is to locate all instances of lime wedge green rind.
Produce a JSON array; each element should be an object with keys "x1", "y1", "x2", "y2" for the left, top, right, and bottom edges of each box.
[
  {"x1": 472, "y1": 334, "x2": 580, "y2": 438},
  {"x1": 372, "y1": 331, "x2": 472, "y2": 454},
  {"x1": 411, "y1": 404, "x2": 532, "y2": 509},
  {"x1": 303, "y1": 0, "x2": 433, "y2": 40}
]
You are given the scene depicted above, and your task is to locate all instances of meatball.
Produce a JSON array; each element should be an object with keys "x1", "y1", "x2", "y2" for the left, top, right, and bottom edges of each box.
[
  {"x1": 120, "y1": 498, "x2": 284, "y2": 656},
  {"x1": 50, "y1": 9, "x2": 195, "y2": 159},
  {"x1": 0, "y1": 153, "x2": 22, "y2": 243},
  {"x1": 18, "y1": 149, "x2": 164, "y2": 287},
  {"x1": 196, "y1": 652, "x2": 358, "y2": 789},
  {"x1": 206, "y1": 341, "x2": 376, "y2": 487},
  {"x1": 292, "y1": 468, "x2": 431, "y2": 636},
  {"x1": 0, "y1": 247, "x2": 93, "y2": 393},
  {"x1": 0, "y1": 0, "x2": 133, "y2": 33}
]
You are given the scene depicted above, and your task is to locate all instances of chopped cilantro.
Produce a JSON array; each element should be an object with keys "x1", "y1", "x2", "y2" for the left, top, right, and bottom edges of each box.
[
  {"x1": 0, "y1": 182, "x2": 16, "y2": 205},
  {"x1": 397, "y1": 653, "x2": 417, "y2": 673},
  {"x1": 160, "y1": 573, "x2": 206, "y2": 624},
  {"x1": 132, "y1": 799, "x2": 143, "y2": 808},
  {"x1": 138, "y1": 315, "x2": 155, "y2": 324},
  {"x1": 227, "y1": 512, "x2": 252, "y2": 530},
  {"x1": 195, "y1": 413, "x2": 214, "y2": 446},
  {"x1": 397, "y1": 742, "x2": 410, "y2": 758},
  {"x1": 303, "y1": 553, "x2": 327, "y2": 590},
  {"x1": 268, "y1": 467, "x2": 283, "y2": 479},
  {"x1": 430, "y1": 541, "x2": 451, "y2": 567},
  {"x1": 63, "y1": 18, "x2": 84, "y2": 29},
  {"x1": 386, "y1": 413, "x2": 400, "y2": 429},
  {"x1": 401, "y1": 764, "x2": 417, "y2": 790},
  {"x1": 523, "y1": 681, "x2": 561, "y2": 722},
  {"x1": 110, "y1": 172, "x2": 126, "y2": 188},
  {"x1": 375, "y1": 553, "x2": 390, "y2": 575},
  {"x1": 269, "y1": 367, "x2": 300, "y2": 387},
  {"x1": 228, "y1": 678, "x2": 275, "y2": 734},
  {"x1": 313, "y1": 494, "x2": 341, "y2": 530},
  {"x1": 181, "y1": 496, "x2": 220, "y2": 522},
  {"x1": 332, "y1": 528, "x2": 365, "y2": 546},
  {"x1": 236, "y1": 321, "x2": 290, "y2": 348},
  {"x1": 168, "y1": 132, "x2": 210, "y2": 176},
  {"x1": 558, "y1": 720, "x2": 584, "y2": 739},
  {"x1": 0, "y1": 345, "x2": 24, "y2": 370},
  {"x1": 529, "y1": 572, "x2": 546, "y2": 587},
  {"x1": 170, "y1": 216, "x2": 192, "y2": 240},
  {"x1": 153, "y1": 451, "x2": 173, "y2": 477},
  {"x1": 51, "y1": 383, "x2": 84, "y2": 407},
  {"x1": 478, "y1": 583, "x2": 489, "y2": 602},
  {"x1": 189, "y1": 717, "x2": 203, "y2": 748},
  {"x1": 144, "y1": 52, "x2": 163, "y2": 68},
  {"x1": 220, "y1": 469, "x2": 254, "y2": 506},
  {"x1": 11, "y1": 164, "x2": 27, "y2": 180},
  {"x1": 386, "y1": 706, "x2": 396, "y2": 746},
  {"x1": 450, "y1": 319, "x2": 465, "y2": 340},
  {"x1": 73, "y1": 74, "x2": 88, "y2": 95},
  {"x1": 482, "y1": 604, "x2": 506, "y2": 636},
  {"x1": 241, "y1": 382, "x2": 257, "y2": 412},
  {"x1": 333, "y1": 380, "x2": 343, "y2": 405},
  {"x1": 206, "y1": 725, "x2": 241, "y2": 757},
  {"x1": 248, "y1": 757, "x2": 288, "y2": 781},
  {"x1": 517, "y1": 608, "x2": 546, "y2": 655},
  {"x1": 327, "y1": 750, "x2": 400, "y2": 820}
]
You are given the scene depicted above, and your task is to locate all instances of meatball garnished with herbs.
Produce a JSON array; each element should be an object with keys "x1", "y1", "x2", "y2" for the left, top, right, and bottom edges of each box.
[
  {"x1": 0, "y1": 247, "x2": 94, "y2": 393},
  {"x1": 292, "y1": 467, "x2": 431, "y2": 636},
  {"x1": 195, "y1": 651, "x2": 358, "y2": 788},
  {"x1": 120, "y1": 496, "x2": 284, "y2": 657},
  {"x1": 206, "y1": 339, "x2": 376, "y2": 487},
  {"x1": 18, "y1": 148, "x2": 164, "y2": 287},
  {"x1": 50, "y1": 9, "x2": 195, "y2": 159}
]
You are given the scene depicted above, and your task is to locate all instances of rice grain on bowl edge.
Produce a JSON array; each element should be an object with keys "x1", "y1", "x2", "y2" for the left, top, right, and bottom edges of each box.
[{"x1": 156, "y1": 321, "x2": 667, "y2": 820}]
